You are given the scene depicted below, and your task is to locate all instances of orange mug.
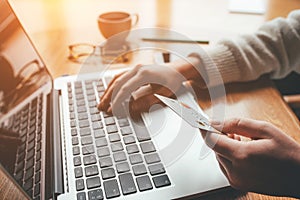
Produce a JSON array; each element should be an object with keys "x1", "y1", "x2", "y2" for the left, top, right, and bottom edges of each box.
[{"x1": 98, "y1": 11, "x2": 139, "y2": 42}]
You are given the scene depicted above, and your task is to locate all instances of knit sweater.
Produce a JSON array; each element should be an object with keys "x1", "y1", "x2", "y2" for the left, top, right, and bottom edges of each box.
[{"x1": 194, "y1": 10, "x2": 300, "y2": 87}]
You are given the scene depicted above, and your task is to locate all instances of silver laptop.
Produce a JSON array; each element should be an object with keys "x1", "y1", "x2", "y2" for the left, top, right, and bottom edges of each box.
[{"x1": 0, "y1": 1, "x2": 229, "y2": 199}]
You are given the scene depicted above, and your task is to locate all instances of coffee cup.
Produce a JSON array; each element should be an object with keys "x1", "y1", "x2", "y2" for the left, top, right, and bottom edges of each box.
[{"x1": 97, "y1": 11, "x2": 139, "y2": 44}]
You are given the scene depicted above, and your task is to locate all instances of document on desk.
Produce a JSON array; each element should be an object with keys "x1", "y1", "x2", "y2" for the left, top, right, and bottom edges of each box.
[{"x1": 228, "y1": 0, "x2": 266, "y2": 15}]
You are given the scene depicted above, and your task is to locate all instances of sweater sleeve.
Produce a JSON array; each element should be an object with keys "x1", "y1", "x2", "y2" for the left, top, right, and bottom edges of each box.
[{"x1": 192, "y1": 10, "x2": 300, "y2": 87}]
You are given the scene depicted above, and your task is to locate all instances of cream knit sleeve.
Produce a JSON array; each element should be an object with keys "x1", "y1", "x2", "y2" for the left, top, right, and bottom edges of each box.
[{"x1": 192, "y1": 10, "x2": 300, "y2": 87}]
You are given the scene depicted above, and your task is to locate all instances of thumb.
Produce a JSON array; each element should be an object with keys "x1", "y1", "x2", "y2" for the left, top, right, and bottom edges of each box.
[
  {"x1": 201, "y1": 130, "x2": 240, "y2": 160},
  {"x1": 211, "y1": 118, "x2": 273, "y2": 139}
]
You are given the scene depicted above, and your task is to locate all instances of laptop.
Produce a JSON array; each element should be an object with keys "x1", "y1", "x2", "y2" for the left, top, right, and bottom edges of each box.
[{"x1": 0, "y1": 1, "x2": 229, "y2": 199}]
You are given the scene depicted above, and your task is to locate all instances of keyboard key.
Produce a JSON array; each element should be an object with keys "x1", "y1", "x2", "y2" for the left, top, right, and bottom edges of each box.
[
  {"x1": 88, "y1": 101, "x2": 97, "y2": 108},
  {"x1": 77, "y1": 106, "x2": 87, "y2": 113},
  {"x1": 132, "y1": 122, "x2": 151, "y2": 142},
  {"x1": 91, "y1": 114, "x2": 101, "y2": 122},
  {"x1": 101, "y1": 168, "x2": 116, "y2": 180},
  {"x1": 24, "y1": 168, "x2": 34, "y2": 181},
  {"x1": 148, "y1": 163, "x2": 165, "y2": 175},
  {"x1": 94, "y1": 129, "x2": 105, "y2": 138},
  {"x1": 126, "y1": 144, "x2": 139, "y2": 154},
  {"x1": 111, "y1": 142, "x2": 123, "y2": 152},
  {"x1": 140, "y1": 141, "x2": 156, "y2": 154},
  {"x1": 71, "y1": 128, "x2": 78, "y2": 136},
  {"x1": 75, "y1": 167, "x2": 83, "y2": 178},
  {"x1": 72, "y1": 137, "x2": 79, "y2": 145},
  {"x1": 92, "y1": 122, "x2": 103, "y2": 130},
  {"x1": 102, "y1": 112, "x2": 111, "y2": 118},
  {"x1": 86, "y1": 89, "x2": 95, "y2": 96},
  {"x1": 87, "y1": 95, "x2": 96, "y2": 102},
  {"x1": 73, "y1": 146, "x2": 80, "y2": 155},
  {"x1": 80, "y1": 128, "x2": 91, "y2": 136},
  {"x1": 74, "y1": 156, "x2": 82, "y2": 166},
  {"x1": 77, "y1": 100, "x2": 86, "y2": 107},
  {"x1": 90, "y1": 108, "x2": 100, "y2": 114},
  {"x1": 77, "y1": 192, "x2": 86, "y2": 200},
  {"x1": 113, "y1": 151, "x2": 126, "y2": 162},
  {"x1": 116, "y1": 162, "x2": 130, "y2": 174},
  {"x1": 97, "y1": 147, "x2": 110, "y2": 157},
  {"x1": 78, "y1": 113, "x2": 88, "y2": 120},
  {"x1": 108, "y1": 133, "x2": 120, "y2": 143},
  {"x1": 104, "y1": 117, "x2": 115, "y2": 125},
  {"x1": 95, "y1": 138, "x2": 108, "y2": 147},
  {"x1": 123, "y1": 135, "x2": 135, "y2": 145},
  {"x1": 76, "y1": 179, "x2": 85, "y2": 191},
  {"x1": 83, "y1": 155, "x2": 97, "y2": 165},
  {"x1": 106, "y1": 125, "x2": 118, "y2": 134},
  {"x1": 144, "y1": 153, "x2": 161, "y2": 164},
  {"x1": 70, "y1": 120, "x2": 76, "y2": 127},
  {"x1": 86, "y1": 177, "x2": 101, "y2": 189},
  {"x1": 34, "y1": 183, "x2": 40, "y2": 196},
  {"x1": 119, "y1": 173, "x2": 137, "y2": 195},
  {"x1": 153, "y1": 174, "x2": 171, "y2": 188},
  {"x1": 82, "y1": 145, "x2": 95, "y2": 155},
  {"x1": 81, "y1": 136, "x2": 93, "y2": 145},
  {"x1": 120, "y1": 126, "x2": 132, "y2": 136},
  {"x1": 79, "y1": 120, "x2": 90, "y2": 128},
  {"x1": 117, "y1": 118, "x2": 129, "y2": 127},
  {"x1": 35, "y1": 160, "x2": 41, "y2": 172},
  {"x1": 88, "y1": 189, "x2": 103, "y2": 200},
  {"x1": 35, "y1": 171, "x2": 41, "y2": 184},
  {"x1": 25, "y1": 158, "x2": 34, "y2": 170},
  {"x1": 76, "y1": 94, "x2": 84, "y2": 101},
  {"x1": 103, "y1": 179, "x2": 120, "y2": 199},
  {"x1": 132, "y1": 164, "x2": 147, "y2": 176},
  {"x1": 99, "y1": 157, "x2": 113, "y2": 168},
  {"x1": 85, "y1": 165, "x2": 99, "y2": 177},
  {"x1": 74, "y1": 81, "x2": 83, "y2": 89},
  {"x1": 136, "y1": 175, "x2": 153, "y2": 192},
  {"x1": 129, "y1": 154, "x2": 143, "y2": 165}
]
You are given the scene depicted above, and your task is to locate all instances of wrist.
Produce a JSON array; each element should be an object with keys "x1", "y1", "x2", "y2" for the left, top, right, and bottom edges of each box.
[{"x1": 169, "y1": 55, "x2": 207, "y2": 87}]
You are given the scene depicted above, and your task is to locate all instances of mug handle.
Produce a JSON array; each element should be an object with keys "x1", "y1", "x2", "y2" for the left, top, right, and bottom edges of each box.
[{"x1": 131, "y1": 13, "x2": 139, "y2": 27}]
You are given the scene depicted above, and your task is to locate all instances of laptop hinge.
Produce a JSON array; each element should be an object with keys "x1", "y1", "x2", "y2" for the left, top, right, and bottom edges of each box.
[{"x1": 50, "y1": 89, "x2": 64, "y2": 198}]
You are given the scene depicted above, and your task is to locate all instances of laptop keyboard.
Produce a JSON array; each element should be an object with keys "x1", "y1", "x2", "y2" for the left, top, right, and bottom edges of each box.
[
  {"x1": 68, "y1": 79, "x2": 171, "y2": 200},
  {"x1": 0, "y1": 94, "x2": 44, "y2": 200}
]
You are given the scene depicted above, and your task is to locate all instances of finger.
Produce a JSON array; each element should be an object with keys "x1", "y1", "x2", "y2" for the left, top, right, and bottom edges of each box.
[
  {"x1": 110, "y1": 72, "x2": 151, "y2": 115},
  {"x1": 211, "y1": 118, "x2": 274, "y2": 139},
  {"x1": 201, "y1": 131, "x2": 240, "y2": 160},
  {"x1": 130, "y1": 86, "x2": 174, "y2": 113},
  {"x1": 102, "y1": 71, "x2": 126, "y2": 97},
  {"x1": 98, "y1": 72, "x2": 125, "y2": 111},
  {"x1": 99, "y1": 66, "x2": 141, "y2": 111}
]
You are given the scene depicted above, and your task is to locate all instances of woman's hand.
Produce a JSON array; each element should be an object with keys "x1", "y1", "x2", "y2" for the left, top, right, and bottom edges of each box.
[
  {"x1": 98, "y1": 56, "x2": 203, "y2": 116},
  {"x1": 202, "y1": 118, "x2": 300, "y2": 198}
]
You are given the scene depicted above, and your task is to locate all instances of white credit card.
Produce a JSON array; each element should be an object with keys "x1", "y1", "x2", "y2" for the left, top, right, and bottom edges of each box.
[{"x1": 228, "y1": 0, "x2": 266, "y2": 15}]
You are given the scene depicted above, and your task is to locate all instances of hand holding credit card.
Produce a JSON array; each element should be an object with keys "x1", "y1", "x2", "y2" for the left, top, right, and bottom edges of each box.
[{"x1": 154, "y1": 94, "x2": 223, "y2": 134}]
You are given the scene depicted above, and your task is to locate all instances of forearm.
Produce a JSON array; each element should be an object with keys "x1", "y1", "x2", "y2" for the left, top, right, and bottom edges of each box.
[{"x1": 190, "y1": 10, "x2": 300, "y2": 87}]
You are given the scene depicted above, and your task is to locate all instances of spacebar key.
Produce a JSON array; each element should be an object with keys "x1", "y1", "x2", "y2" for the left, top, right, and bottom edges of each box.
[{"x1": 119, "y1": 173, "x2": 137, "y2": 195}]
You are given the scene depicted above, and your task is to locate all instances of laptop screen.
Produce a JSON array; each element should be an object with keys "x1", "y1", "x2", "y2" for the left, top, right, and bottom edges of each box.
[{"x1": 0, "y1": 0, "x2": 51, "y2": 117}]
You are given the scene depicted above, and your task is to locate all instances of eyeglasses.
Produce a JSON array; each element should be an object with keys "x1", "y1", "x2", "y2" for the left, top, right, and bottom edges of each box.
[{"x1": 68, "y1": 43, "x2": 130, "y2": 64}]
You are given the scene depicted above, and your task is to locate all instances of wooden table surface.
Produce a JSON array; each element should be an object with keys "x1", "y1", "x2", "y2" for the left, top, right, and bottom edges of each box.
[{"x1": 1, "y1": 0, "x2": 300, "y2": 199}]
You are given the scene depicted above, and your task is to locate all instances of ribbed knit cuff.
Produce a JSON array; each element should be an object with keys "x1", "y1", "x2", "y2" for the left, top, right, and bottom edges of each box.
[{"x1": 189, "y1": 45, "x2": 240, "y2": 88}]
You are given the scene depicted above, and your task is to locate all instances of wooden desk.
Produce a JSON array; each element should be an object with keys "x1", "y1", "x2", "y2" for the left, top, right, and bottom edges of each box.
[{"x1": 1, "y1": 0, "x2": 300, "y2": 199}]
